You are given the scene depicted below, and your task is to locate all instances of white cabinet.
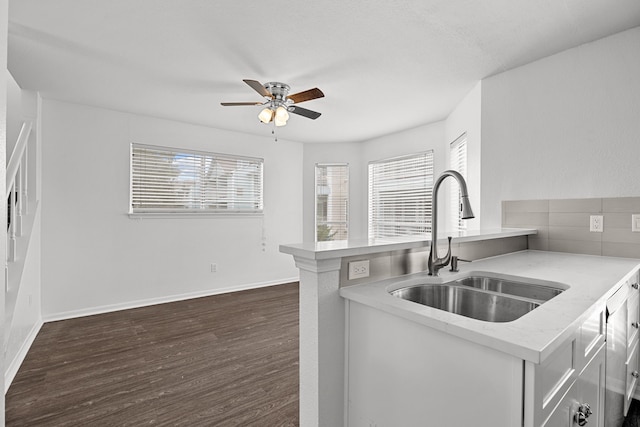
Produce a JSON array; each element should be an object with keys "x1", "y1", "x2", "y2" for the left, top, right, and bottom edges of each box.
[
  {"x1": 625, "y1": 273, "x2": 640, "y2": 414},
  {"x1": 524, "y1": 304, "x2": 606, "y2": 427}
]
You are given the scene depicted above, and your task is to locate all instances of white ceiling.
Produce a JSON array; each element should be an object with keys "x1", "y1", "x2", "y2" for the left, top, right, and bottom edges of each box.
[{"x1": 8, "y1": 1, "x2": 640, "y2": 144}]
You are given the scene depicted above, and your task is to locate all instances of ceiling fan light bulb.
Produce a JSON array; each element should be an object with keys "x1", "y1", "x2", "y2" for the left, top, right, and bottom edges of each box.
[
  {"x1": 258, "y1": 108, "x2": 274, "y2": 124},
  {"x1": 274, "y1": 106, "x2": 290, "y2": 126}
]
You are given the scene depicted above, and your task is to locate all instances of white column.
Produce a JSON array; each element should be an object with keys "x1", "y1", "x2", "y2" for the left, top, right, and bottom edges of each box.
[{"x1": 294, "y1": 256, "x2": 344, "y2": 427}]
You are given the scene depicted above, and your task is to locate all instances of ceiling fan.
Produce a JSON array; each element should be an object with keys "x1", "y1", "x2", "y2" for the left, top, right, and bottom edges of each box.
[{"x1": 221, "y1": 79, "x2": 324, "y2": 127}]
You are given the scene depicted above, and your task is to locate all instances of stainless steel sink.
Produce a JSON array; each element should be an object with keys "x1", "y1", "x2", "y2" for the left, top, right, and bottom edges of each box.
[{"x1": 389, "y1": 275, "x2": 564, "y2": 322}]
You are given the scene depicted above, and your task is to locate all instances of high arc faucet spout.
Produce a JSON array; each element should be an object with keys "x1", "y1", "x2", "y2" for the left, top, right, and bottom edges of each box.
[{"x1": 427, "y1": 170, "x2": 475, "y2": 276}]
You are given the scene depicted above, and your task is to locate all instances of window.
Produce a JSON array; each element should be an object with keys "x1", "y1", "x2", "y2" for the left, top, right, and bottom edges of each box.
[
  {"x1": 368, "y1": 151, "x2": 434, "y2": 239},
  {"x1": 450, "y1": 133, "x2": 468, "y2": 232},
  {"x1": 130, "y1": 143, "x2": 263, "y2": 214},
  {"x1": 315, "y1": 164, "x2": 348, "y2": 242}
]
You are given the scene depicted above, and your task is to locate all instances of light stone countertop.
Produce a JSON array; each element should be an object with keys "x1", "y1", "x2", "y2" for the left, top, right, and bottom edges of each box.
[
  {"x1": 339, "y1": 250, "x2": 640, "y2": 364},
  {"x1": 280, "y1": 228, "x2": 536, "y2": 260}
]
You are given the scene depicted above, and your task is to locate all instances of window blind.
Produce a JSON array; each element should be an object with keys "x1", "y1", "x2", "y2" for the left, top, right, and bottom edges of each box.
[
  {"x1": 315, "y1": 164, "x2": 349, "y2": 242},
  {"x1": 450, "y1": 133, "x2": 468, "y2": 231},
  {"x1": 368, "y1": 151, "x2": 434, "y2": 239},
  {"x1": 131, "y1": 143, "x2": 263, "y2": 214}
]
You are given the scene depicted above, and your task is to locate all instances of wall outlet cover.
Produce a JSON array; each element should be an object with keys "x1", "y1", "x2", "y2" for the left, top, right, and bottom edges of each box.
[
  {"x1": 348, "y1": 260, "x2": 370, "y2": 280},
  {"x1": 633, "y1": 214, "x2": 640, "y2": 232},
  {"x1": 590, "y1": 215, "x2": 604, "y2": 232}
]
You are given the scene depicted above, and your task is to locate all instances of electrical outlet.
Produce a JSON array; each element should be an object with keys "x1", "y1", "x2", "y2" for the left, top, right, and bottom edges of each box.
[
  {"x1": 633, "y1": 214, "x2": 640, "y2": 232},
  {"x1": 210, "y1": 263, "x2": 218, "y2": 273},
  {"x1": 348, "y1": 260, "x2": 370, "y2": 280},
  {"x1": 590, "y1": 215, "x2": 603, "y2": 232}
]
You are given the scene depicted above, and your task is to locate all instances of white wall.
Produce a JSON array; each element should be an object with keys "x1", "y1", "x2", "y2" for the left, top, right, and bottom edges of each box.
[
  {"x1": 445, "y1": 82, "x2": 481, "y2": 231},
  {"x1": 6, "y1": 70, "x2": 20, "y2": 157},
  {"x1": 481, "y1": 27, "x2": 640, "y2": 228},
  {"x1": 41, "y1": 99, "x2": 303, "y2": 319}
]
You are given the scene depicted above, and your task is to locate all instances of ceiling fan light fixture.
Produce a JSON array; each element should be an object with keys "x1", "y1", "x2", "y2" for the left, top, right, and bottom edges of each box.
[
  {"x1": 274, "y1": 106, "x2": 289, "y2": 127},
  {"x1": 258, "y1": 107, "x2": 274, "y2": 124}
]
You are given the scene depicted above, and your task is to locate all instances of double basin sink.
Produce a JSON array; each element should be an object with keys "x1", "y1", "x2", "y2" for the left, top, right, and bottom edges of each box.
[{"x1": 390, "y1": 275, "x2": 565, "y2": 323}]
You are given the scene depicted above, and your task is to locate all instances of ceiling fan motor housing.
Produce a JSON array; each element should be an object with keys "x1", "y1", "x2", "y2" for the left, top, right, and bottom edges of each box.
[{"x1": 264, "y1": 82, "x2": 292, "y2": 109}]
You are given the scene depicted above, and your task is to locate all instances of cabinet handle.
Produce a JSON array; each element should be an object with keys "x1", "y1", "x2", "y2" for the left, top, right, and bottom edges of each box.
[
  {"x1": 632, "y1": 371, "x2": 640, "y2": 379},
  {"x1": 632, "y1": 283, "x2": 639, "y2": 290},
  {"x1": 574, "y1": 403, "x2": 592, "y2": 426},
  {"x1": 633, "y1": 322, "x2": 639, "y2": 329}
]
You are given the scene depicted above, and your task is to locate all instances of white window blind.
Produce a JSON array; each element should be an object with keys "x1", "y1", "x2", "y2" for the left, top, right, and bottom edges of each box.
[
  {"x1": 315, "y1": 164, "x2": 349, "y2": 242},
  {"x1": 450, "y1": 133, "x2": 468, "y2": 232},
  {"x1": 368, "y1": 151, "x2": 434, "y2": 239},
  {"x1": 131, "y1": 143, "x2": 263, "y2": 214}
]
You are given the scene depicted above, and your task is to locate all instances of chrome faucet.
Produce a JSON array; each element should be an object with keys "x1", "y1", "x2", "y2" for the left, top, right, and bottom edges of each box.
[{"x1": 427, "y1": 170, "x2": 475, "y2": 276}]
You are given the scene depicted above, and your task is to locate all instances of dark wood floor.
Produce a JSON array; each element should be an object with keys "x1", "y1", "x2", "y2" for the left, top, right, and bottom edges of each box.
[
  {"x1": 625, "y1": 400, "x2": 640, "y2": 427},
  {"x1": 5, "y1": 282, "x2": 300, "y2": 426}
]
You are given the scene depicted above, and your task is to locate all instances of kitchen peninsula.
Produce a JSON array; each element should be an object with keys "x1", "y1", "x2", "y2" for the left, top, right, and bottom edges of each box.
[
  {"x1": 281, "y1": 230, "x2": 640, "y2": 426},
  {"x1": 281, "y1": 228, "x2": 536, "y2": 426}
]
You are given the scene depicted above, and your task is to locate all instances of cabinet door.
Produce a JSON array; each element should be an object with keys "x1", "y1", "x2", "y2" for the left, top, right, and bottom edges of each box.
[
  {"x1": 542, "y1": 381, "x2": 576, "y2": 427},
  {"x1": 576, "y1": 345, "x2": 606, "y2": 427},
  {"x1": 627, "y1": 290, "x2": 639, "y2": 347},
  {"x1": 625, "y1": 340, "x2": 639, "y2": 415},
  {"x1": 542, "y1": 345, "x2": 605, "y2": 427}
]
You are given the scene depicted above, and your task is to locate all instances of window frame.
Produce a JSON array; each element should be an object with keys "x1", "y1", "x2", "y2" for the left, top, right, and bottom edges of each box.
[
  {"x1": 368, "y1": 151, "x2": 434, "y2": 240},
  {"x1": 449, "y1": 133, "x2": 468, "y2": 232},
  {"x1": 129, "y1": 143, "x2": 264, "y2": 218},
  {"x1": 315, "y1": 163, "x2": 349, "y2": 242}
]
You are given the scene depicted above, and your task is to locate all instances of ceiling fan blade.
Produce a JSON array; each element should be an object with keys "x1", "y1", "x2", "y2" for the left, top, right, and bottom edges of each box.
[
  {"x1": 287, "y1": 88, "x2": 324, "y2": 104},
  {"x1": 289, "y1": 106, "x2": 322, "y2": 120},
  {"x1": 220, "y1": 102, "x2": 264, "y2": 106},
  {"x1": 243, "y1": 79, "x2": 272, "y2": 98}
]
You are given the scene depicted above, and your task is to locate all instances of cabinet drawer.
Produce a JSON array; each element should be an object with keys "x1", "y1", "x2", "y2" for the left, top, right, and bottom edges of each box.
[{"x1": 625, "y1": 340, "x2": 639, "y2": 415}]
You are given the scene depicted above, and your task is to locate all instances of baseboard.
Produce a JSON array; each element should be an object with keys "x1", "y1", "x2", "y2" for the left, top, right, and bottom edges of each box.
[
  {"x1": 5, "y1": 318, "x2": 44, "y2": 394},
  {"x1": 42, "y1": 277, "x2": 299, "y2": 323}
]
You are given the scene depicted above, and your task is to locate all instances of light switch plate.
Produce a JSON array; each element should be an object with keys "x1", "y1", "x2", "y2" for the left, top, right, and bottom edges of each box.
[
  {"x1": 590, "y1": 215, "x2": 603, "y2": 232},
  {"x1": 632, "y1": 214, "x2": 640, "y2": 232},
  {"x1": 348, "y1": 260, "x2": 370, "y2": 280}
]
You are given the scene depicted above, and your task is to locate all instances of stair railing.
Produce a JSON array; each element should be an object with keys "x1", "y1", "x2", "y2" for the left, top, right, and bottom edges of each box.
[{"x1": 6, "y1": 120, "x2": 33, "y2": 289}]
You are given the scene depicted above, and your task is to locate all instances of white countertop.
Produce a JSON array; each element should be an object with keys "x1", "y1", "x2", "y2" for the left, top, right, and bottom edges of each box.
[
  {"x1": 340, "y1": 250, "x2": 640, "y2": 363},
  {"x1": 280, "y1": 228, "x2": 536, "y2": 260}
]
